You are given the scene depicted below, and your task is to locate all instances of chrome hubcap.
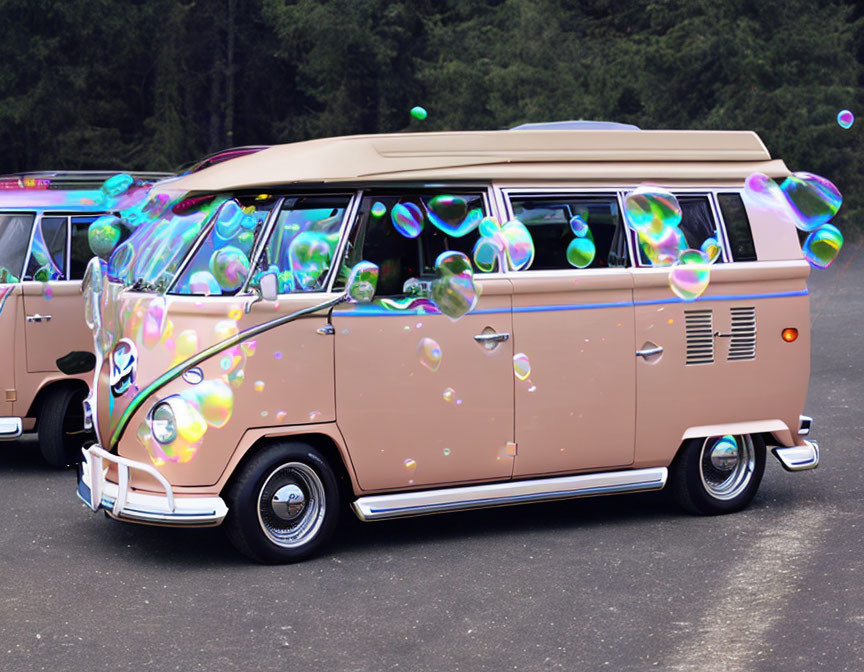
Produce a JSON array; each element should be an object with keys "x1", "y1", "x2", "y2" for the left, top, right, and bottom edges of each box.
[
  {"x1": 699, "y1": 435, "x2": 755, "y2": 501},
  {"x1": 257, "y1": 462, "x2": 325, "y2": 548}
]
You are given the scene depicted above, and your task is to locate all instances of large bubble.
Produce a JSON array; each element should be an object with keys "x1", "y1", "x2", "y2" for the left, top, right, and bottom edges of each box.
[
  {"x1": 640, "y1": 226, "x2": 686, "y2": 267},
  {"x1": 472, "y1": 217, "x2": 534, "y2": 272},
  {"x1": 431, "y1": 251, "x2": 477, "y2": 320},
  {"x1": 88, "y1": 215, "x2": 122, "y2": 259},
  {"x1": 426, "y1": 196, "x2": 482, "y2": 237},
  {"x1": 566, "y1": 237, "x2": 595, "y2": 268},
  {"x1": 802, "y1": 224, "x2": 843, "y2": 269},
  {"x1": 669, "y1": 249, "x2": 711, "y2": 301},
  {"x1": 214, "y1": 200, "x2": 245, "y2": 240},
  {"x1": 837, "y1": 109, "x2": 854, "y2": 129},
  {"x1": 288, "y1": 231, "x2": 332, "y2": 290},
  {"x1": 209, "y1": 246, "x2": 249, "y2": 291},
  {"x1": 624, "y1": 187, "x2": 682, "y2": 241},
  {"x1": 391, "y1": 202, "x2": 424, "y2": 238},
  {"x1": 780, "y1": 172, "x2": 842, "y2": 232}
]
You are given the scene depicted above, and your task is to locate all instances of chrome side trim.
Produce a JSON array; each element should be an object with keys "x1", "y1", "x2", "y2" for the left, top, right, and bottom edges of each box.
[
  {"x1": 798, "y1": 415, "x2": 812, "y2": 437},
  {"x1": 772, "y1": 440, "x2": 819, "y2": 472},
  {"x1": 352, "y1": 467, "x2": 667, "y2": 521},
  {"x1": 78, "y1": 445, "x2": 227, "y2": 527},
  {"x1": 0, "y1": 417, "x2": 23, "y2": 440}
]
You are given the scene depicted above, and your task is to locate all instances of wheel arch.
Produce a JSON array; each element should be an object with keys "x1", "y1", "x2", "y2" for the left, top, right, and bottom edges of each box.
[{"x1": 26, "y1": 377, "x2": 89, "y2": 426}]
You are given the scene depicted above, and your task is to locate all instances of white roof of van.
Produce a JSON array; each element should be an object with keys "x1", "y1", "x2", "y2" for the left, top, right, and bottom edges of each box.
[{"x1": 157, "y1": 129, "x2": 788, "y2": 192}]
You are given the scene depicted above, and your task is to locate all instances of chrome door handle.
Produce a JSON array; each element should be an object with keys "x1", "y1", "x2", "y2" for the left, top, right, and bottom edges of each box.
[
  {"x1": 636, "y1": 345, "x2": 663, "y2": 358},
  {"x1": 474, "y1": 333, "x2": 510, "y2": 343},
  {"x1": 26, "y1": 314, "x2": 52, "y2": 323}
]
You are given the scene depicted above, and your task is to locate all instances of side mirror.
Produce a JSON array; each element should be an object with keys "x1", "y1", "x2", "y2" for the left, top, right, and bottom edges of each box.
[
  {"x1": 346, "y1": 262, "x2": 378, "y2": 304},
  {"x1": 260, "y1": 270, "x2": 279, "y2": 302}
]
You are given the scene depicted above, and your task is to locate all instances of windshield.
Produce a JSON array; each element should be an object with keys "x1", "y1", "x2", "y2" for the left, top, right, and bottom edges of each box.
[{"x1": 0, "y1": 213, "x2": 35, "y2": 283}]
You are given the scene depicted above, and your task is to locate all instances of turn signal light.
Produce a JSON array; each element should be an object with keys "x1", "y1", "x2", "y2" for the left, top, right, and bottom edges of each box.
[{"x1": 782, "y1": 328, "x2": 799, "y2": 343}]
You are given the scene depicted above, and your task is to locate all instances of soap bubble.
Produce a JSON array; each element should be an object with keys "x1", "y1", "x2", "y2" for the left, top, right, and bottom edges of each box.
[
  {"x1": 391, "y1": 202, "x2": 424, "y2": 238},
  {"x1": 426, "y1": 196, "x2": 481, "y2": 237},
  {"x1": 837, "y1": 109, "x2": 854, "y2": 129},
  {"x1": 142, "y1": 297, "x2": 166, "y2": 349},
  {"x1": 780, "y1": 172, "x2": 842, "y2": 231},
  {"x1": 669, "y1": 249, "x2": 711, "y2": 301},
  {"x1": 189, "y1": 270, "x2": 222, "y2": 296},
  {"x1": 443, "y1": 387, "x2": 456, "y2": 403},
  {"x1": 417, "y1": 337, "x2": 442, "y2": 372},
  {"x1": 404, "y1": 458, "x2": 418, "y2": 471},
  {"x1": 473, "y1": 217, "x2": 534, "y2": 272},
  {"x1": 513, "y1": 353, "x2": 531, "y2": 381},
  {"x1": 566, "y1": 237, "x2": 596, "y2": 268},
  {"x1": 209, "y1": 246, "x2": 249, "y2": 291},
  {"x1": 346, "y1": 261, "x2": 379, "y2": 303},
  {"x1": 473, "y1": 236, "x2": 504, "y2": 273},
  {"x1": 802, "y1": 224, "x2": 843, "y2": 269},
  {"x1": 569, "y1": 214, "x2": 589, "y2": 237},
  {"x1": 235, "y1": 230, "x2": 255, "y2": 256},
  {"x1": 288, "y1": 231, "x2": 332, "y2": 289},
  {"x1": 499, "y1": 220, "x2": 535, "y2": 270},
  {"x1": 640, "y1": 226, "x2": 685, "y2": 267},
  {"x1": 624, "y1": 187, "x2": 682, "y2": 240},
  {"x1": 214, "y1": 200, "x2": 244, "y2": 240},
  {"x1": 431, "y1": 251, "x2": 477, "y2": 320},
  {"x1": 700, "y1": 237, "x2": 722, "y2": 263},
  {"x1": 371, "y1": 201, "x2": 387, "y2": 218},
  {"x1": 410, "y1": 106, "x2": 427, "y2": 120},
  {"x1": 88, "y1": 215, "x2": 122, "y2": 259},
  {"x1": 253, "y1": 380, "x2": 265, "y2": 392},
  {"x1": 191, "y1": 380, "x2": 234, "y2": 428},
  {"x1": 43, "y1": 285, "x2": 53, "y2": 300},
  {"x1": 100, "y1": 174, "x2": 134, "y2": 199}
]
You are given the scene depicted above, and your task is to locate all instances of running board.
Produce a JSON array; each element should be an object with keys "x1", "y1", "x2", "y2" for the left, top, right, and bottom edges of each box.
[{"x1": 352, "y1": 467, "x2": 668, "y2": 521}]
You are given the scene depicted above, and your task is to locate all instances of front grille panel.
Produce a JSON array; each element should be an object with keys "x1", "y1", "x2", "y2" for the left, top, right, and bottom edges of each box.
[{"x1": 685, "y1": 309, "x2": 714, "y2": 365}]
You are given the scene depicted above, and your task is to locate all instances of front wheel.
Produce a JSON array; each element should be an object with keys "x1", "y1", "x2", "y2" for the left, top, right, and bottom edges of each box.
[
  {"x1": 223, "y1": 442, "x2": 342, "y2": 563},
  {"x1": 670, "y1": 434, "x2": 766, "y2": 515},
  {"x1": 38, "y1": 386, "x2": 92, "y2": 468}
]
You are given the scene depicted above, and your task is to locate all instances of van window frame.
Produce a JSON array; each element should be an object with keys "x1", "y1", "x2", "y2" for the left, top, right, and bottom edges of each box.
[
  {"x1": 497, "y1": 187, "x2": 633, "y2": 273},
  {"x1": 330, "y1": 185, "x2": 504, "y2": 294},
  {"x1": 713, "y1": 189, "x2": 757, "y2": 262},
  {"x1": 0, "y1": 210, "x2": 37, "y2": 281},
  {"x1": 620, "y1": 188, "x2": 734, "y2": 268}
]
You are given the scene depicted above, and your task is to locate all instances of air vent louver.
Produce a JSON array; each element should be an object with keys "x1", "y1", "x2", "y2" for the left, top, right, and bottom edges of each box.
[
  {"x1": 685, "y1": 309, "x2": 714, "y2": 365},
  {"x1": 728, "y1": 306, "x2": 757, "y2": 361}
]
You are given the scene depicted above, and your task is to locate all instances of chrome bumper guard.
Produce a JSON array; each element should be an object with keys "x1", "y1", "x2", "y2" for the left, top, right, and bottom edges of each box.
[
  {"x1": 77, "y1": 445, "x2": 228, "y2": 527},
  {"x1": 773, "y1": 440, "x2": 820, "y2": 472},
  {"x1": 0, "y1": 417, "x2": 22, "y2": 440}
]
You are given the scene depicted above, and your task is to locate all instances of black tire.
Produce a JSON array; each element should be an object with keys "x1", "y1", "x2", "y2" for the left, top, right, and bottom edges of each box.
[
  {"x1": 37, "y1": 386, "x2": 92, "y2": 469},
  {"x1": 223, "y1": 442, "x2": 342, "y2": 564},
  {"x1": 670, "y1": 434, "x2": 766, "y2": 515}
]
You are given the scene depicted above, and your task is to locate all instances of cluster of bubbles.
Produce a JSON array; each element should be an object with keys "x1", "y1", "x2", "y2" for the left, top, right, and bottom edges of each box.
[
  {"x1": 386, "y1": 196, "x2": 485, "y2": 239},
  {"x1": 837, "y1": 109, "x2": 854, "y2": 129},
  {"x1": 623, "y1": 187, "x2": 716, "y2": 300},
  {"x1": 472, "y1": 217, "x2": 535, "y2": 272},
  {"x1": 566, "y1": 214, "x2": 596, "y2": 269},
  {"x1": 744, "y1": 171, "x2": 843, "y2": 268}
]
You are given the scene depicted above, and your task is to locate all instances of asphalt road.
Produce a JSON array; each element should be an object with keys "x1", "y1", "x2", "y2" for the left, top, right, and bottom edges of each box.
[{"x1": 2, "y1": 245, "x2": 863, "y2": 672}]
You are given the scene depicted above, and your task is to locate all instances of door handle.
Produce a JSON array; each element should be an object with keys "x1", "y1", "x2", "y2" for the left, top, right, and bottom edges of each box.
[
  {"x1": 636, "y1": 345, "x2": 663, "y2": 358},
  {"x1": 474, "y1": 332, "x2": 510, "y2": 343},
  {"x1": 26, "y1": 314, "x2": 52, "y2": 323}
]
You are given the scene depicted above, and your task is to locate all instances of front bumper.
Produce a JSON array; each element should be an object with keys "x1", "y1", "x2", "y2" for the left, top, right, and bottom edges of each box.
[{"x1": 77, "y1": 445, "x2": 228, "y2": 527}]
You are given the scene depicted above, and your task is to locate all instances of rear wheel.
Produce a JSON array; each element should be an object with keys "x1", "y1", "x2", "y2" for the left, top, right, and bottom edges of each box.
[
  {"x1": 223, "y1": 442, "x2": 342, "y2": 563},
  {"x1": 38, "y1": 386, "x2": 92, "y2": 469},
  {"x1": 670, "y1": 434, "x2": 766, "y2": 515}
]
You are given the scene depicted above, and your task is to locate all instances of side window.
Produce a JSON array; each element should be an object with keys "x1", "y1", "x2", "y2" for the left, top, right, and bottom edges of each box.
[
  {"x1": 69, "y1": 216, "x2": 99, "y2": 280},
  {"x1": 339, "y1": 193, "x2": 487, "y2": 297},
  {"x1": 256, "y1": 195, "x2": 351, "y2": 293},
  {"x1": 636, "y1": 195, "x2": 723, "y2": 266},
  {"x1": 25, "y1": 216, "x2": 67, "y2": 280},
  {"x1": 509, "y1": 195, "x2": 626, "y2": 270},
  {"x1": 0, "y1": 213, "x2": 35, "y2": 283},
  {"x1": 717, "y1": 193, "x2": 757, "y2": 261}
]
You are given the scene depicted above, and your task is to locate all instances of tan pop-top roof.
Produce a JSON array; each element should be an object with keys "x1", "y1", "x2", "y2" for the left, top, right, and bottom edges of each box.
[{"x1": 158, "y1": 129, "x2": 787, "y2": 192}]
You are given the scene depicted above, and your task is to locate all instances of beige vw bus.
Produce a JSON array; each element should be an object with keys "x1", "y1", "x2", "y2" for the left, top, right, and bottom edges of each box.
[
  {"x1": 76, "y1": 127, "x2": 820, "y2": 562},
  {"x1": 0, "y1": 171, "x2": 168, "y2": 467}
]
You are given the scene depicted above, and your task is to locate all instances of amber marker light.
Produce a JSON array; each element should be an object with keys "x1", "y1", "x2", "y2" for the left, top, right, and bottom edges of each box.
[{"x1": 782, "y1": 328, "x2": 799, "y2": 343}]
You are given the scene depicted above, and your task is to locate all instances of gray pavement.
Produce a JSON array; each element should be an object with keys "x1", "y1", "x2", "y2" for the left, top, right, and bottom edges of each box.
[{"x1": 1, "y1": 245, "x2": 863, "y2": 671}]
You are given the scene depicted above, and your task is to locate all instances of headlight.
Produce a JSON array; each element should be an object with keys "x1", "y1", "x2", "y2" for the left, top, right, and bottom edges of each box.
[{"x1": 150, "y1": 402, "x2": 178, "y2": 444}]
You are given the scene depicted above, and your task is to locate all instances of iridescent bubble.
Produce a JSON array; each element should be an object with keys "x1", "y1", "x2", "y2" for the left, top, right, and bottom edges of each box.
[
  {"x1": 172, "y1": 330, "x2": 199, "y2": 366},
  {"x1": 417, "y1": 337, "x2": 442, "y2": 372},
  {"x1": 346, "y1": 261, "x2": 379, "y2": 303},
  {"x1": 391, "y1": 202, "x2": 424, "y2": 238},
  {"x1": 214, "y1": 200, "x2": 244, "y2": 240},
  {"x1": 404, "y1": 458, "x2": 418, "y2": 471},
  {"x1": 700, "y1": 237, "x2": 722, "y2": 263},
  {"x1": 431, "y1": 251, "x2": 477, "y2": 320},
  {"x1": 566, "y1": 237, "x2": 596, "y2": 268},
  {"x1": 253, "y1": 380, "x2": 265, "y2": 392},
  {"x1": 209, "y1": 246, "x2": 249, "y2": 291},
  {"x1": 427, "y1": 196, "x2": 482, "y2": 237},
  {"x1": 142, "y1": 297, "x2": 166, "y2": 349},
  {"x1": 743, "y1": 172, "x2": 791, "y2": 215},
  {"x1": 215, "y1": 319, "x2": 238, "y2": 341},
  {"x1": 513, "y1": 353, "x2": 531, "y2": 381},
  {"x1": 371, "y1": 201, "x2": 387, "y2": 218},
  {"x1": 837, "y1": 109, "x2": 855, "y2": 129},
  {"x1": 640, "y1": 226, "x2": 685, "y2": 267},
  {"x1": 499, "y1": 220, "x2": 535, "y2": 270},
  {"x1": 43, "y1": 285, "x2": 53, "y2": 300},
  {"x1": 235, "y1": 230, "x2": 255, "y2": 256},
  {"x1": 624, "y1": 187, "x2": 682, "y2": 240},
  {"x1": 802, "y1": 224, "x2": 843, "y2": 269},
  {"x1": 472, "y1": 235, "x2": 505, "y2": 273},
  {"x1": 100, "y1": 174, "x2": 134, "y2": 199},
  {"x1": 228, "y1": 307, "x2": 243, "y2": 321},
  {"x1": 569, "y1": 214, "x2": 589, "y2": 237},
  {"x1": 288, "y1": 231, "x2": 332, "y2": 289},
  {"x1": 780, "y1": 172, "x2": 842, "y2": 232},
  {"x1": 240, "y1": 340, "x2": 257, "y2": 357},
  {"x1": 88, "y1": 215, "x2": 122, "y2": 259},
  {"x1": 274, "y1": 351, "x2": 282, "y2": 360},
  {"x1": 189, "y1": 270, "x2": 221, "y2": 296},
  {"x1": 443, "y1": 448, "x2": 451, "y2": 456},
  {"x1": 669, "y1": 249, "x2": 711, "y2": 301},
  {"x1": 443, "y1": 387, "x2": 455, "y2": 403},
  {"x1": 276, "y1": 410, "x2": 288, "y2": 423},
  {"x1": 191, "y1": 380, "x2": 234, "y2": 428},
  {"x1": 410, "y1": 106, "x2": 427, "y2": 121},
  {"x1": 172, "y1": 397, "x2": 208, "y2": 443}
]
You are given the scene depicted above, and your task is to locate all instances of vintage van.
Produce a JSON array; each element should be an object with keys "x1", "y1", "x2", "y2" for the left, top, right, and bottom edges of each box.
[
  {"x1": 0, "y1": 171, "x2": 168, "y2": 467},
  {"x1": 76, "y1": 127, "x2": 820, "y2": 562}
]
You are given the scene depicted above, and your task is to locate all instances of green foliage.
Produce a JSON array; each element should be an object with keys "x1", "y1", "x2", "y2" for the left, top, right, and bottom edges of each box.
[{"x1": 0, "y1": 0, "x2": 860, "y2": 226}]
